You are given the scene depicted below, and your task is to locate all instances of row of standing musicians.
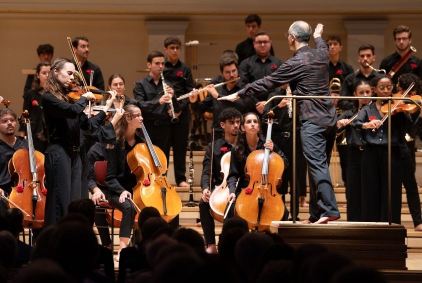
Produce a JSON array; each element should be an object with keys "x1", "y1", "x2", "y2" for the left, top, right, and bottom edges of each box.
[{"x1": 2, "y1": 24, "x2": 422, "y2": 256}]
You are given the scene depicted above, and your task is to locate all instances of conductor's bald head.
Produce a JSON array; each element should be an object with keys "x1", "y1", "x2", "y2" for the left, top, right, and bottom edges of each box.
[{"x1": 289, "y1": 21, "x2": 312, "y2": 43}]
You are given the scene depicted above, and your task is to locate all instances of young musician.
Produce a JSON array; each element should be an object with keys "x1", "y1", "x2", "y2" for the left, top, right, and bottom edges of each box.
[
  {"x1": 352, "y1": 75, "x2": 422, "y2": 224},
  {"x1": 0, "y1": 108, "x2": 28, "y2": 214},
  {"x1": 199, "y1": 108, "x2": 241, "y2": 254},
  {"x1": 105, "y1": 104, "x2": 144, "y2": 260},
  {"x1": 107, "y1": 73, "x2": 138, "y2": 106},
  {"x1": 42, "y1": 57, "x2": 116, "y2": 226},
  {"x1": 19, "y1": 62, "x2": 50, "y2": 153},
  {"x1": 226, "y1": 112, "x2": 288, "y2": 213},
  {"x1": 396, "y1": 74, "x2": 422, "y2": 231},
  {"x1": 337, "y1": 81, "x2": 372, "y2": 221}
]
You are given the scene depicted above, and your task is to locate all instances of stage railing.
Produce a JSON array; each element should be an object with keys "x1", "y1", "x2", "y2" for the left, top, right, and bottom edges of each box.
[{"x1": 265, "y1": 95, "x2": 421, "y2": 225}]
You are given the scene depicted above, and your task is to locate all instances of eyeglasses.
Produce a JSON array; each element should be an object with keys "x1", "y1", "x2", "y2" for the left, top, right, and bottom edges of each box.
[
  {"x1": 254, "y1": 41, "x2": 270, "y2": 45},
  {"x1": 378, "y1": 85, "x2": 393, "y2": 91},
  {"x1": 285, "y1": 32, "x2": 291, "y2": 38},
  {"x1": 167, "y1": 46, "x2": 181, "y2": 51},
  {"x1": 1, "y1": 118, "x2": 16, "y2": 124}
]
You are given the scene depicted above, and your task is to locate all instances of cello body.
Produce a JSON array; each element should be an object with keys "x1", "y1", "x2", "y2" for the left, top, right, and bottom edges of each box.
[
  {"x1": 8, "y1": 111, "x2": 46, "y2": 229},
  {"x1": 209, "y1": 151, "x2": 231, "y2": 223},
  {"x1": 127, "y1": 126, "x2": 182, "y2": 223},
  {"x1": 234, "y1": 112, "x2": 285, "y2": 231}
]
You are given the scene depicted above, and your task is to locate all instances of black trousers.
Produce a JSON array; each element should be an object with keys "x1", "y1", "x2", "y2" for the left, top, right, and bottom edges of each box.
[
  {"x1": 108, "y1": 194, "x2": 136, "y2": 238},
  {"x1": 361, "y1": 145, "x2": 402, "y2": 224},
  {"x1": 402, "y1": 141, "x2": 422, "y2": 227},
  {"x1": 346, "y1": 147, "x2": 363, "y2": 222},
  {"x1": 301, "y1": 121, "x2": 340, "y2": 222},
  {"x1": 170, "y1": 110, "x2": 190, "y2": 185},
  {"x1": 44, "y1": 144, "x2": 82, "y2": 226}
]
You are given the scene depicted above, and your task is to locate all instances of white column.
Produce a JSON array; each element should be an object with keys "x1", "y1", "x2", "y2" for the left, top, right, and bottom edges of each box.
[
  {"x1": 144, "y1": 21, "x2": 190, "y2": 62},
  {"x1": 343, "y1": 21, "x2": 388, "y2": 70}
]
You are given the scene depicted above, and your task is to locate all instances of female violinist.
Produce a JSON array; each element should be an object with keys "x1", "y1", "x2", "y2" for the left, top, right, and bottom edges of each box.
[
  {"x1": 336, "y1": 80, "x2": 372, "y2": 221},
  {"x1": 107, "y1": 73, "x2": 138, "y2": 106},
  {"x1": 19, "y1": 62, "x2": 50, "y2": 153},
  {"x1": 0, "y1": 108, "x2": 28, "y2": 214},
  {"x1": 226, "y1": 112, "x2": 288, "y2": 225},
  {"x1": 105, "y1": 104, "x2": 144, "y2": 260},
  {"x1": 42, "y1": 57, "x2": 117, "y2": 226},
  {"x1": 199, "y1": 108, "x2": 241, "y2": 254},
  {"x1": 352, "y1": 75, "x2": 422, "y2": 224}
]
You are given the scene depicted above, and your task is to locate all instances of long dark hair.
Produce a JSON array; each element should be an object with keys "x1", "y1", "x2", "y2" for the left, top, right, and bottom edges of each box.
[
  {"x1": 32, "y1": 62, "x2": 51, "y2": 93},
  {"x1": 234, "y1": 112, "x2": 261, "y2": 162},
  {"x1": 44, "y1": 57, "x2": 73, "y2": 101},
  {"x1": 114, "y1": 104, "x2": 140, "y2": 149}
]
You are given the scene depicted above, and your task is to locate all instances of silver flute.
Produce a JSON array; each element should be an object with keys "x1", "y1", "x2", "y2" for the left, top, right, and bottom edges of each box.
[{"x1": 160, "y1": 72, "x2": 179, "y2": 123}]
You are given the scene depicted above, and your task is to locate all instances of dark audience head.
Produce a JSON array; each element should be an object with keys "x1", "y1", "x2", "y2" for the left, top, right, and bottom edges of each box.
[
  {"x1": 13, "y1": 259, "x2": 72, "y2": 283},
  {"x1": 218, "y1": 227, "x2": 248, "y2": 265},
  {"x1": 141, "y1": 217, "x2": 169, "y2": 243},
  {"x1": 221, "y1": 215, "x2": 249, "y2": 235},
  {"x1": 67, "y1": 198, "x2": 96, "y2": 226},
  {"x1": 331, "y1": 265, "x2": 387, "y2": 283},
  {"x1": 172, "y1": 228, "x2": 205, "y2": 257},
  {"x1": 138, "y1": 206, "x2": 161, "y2": 228},
  {"x1": 256, "y1": 259, "x2": 293, "y2": 283},
  {"x1": 305, "y1": 251, "x2": 353, "y2": 283},
  {"x1": 292, "y1": 243, "x2": 328, "y2": 283},
  {"x1": 31, "y1": 225, "x2": 58, "y2": 261},
  {"x1": 0, "y1": 230, "x2": 18, "y2": 269},
  {"x1": 3, "y1": 208, "x2": 23, "y2": 238}
]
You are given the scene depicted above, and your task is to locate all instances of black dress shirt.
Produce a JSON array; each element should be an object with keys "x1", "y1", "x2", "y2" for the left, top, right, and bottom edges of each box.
[
  {"x1": 133, "y1": 75, "x2": 182, "y2": 122},
  {"x1": 42, "y1": 93, "x2": 113, "y2": 154},
  {"x1": 0, "y1": 137, "x2": 28, "y2": 194},
  {"x1": 238, "y1": 37, "x2": 336, "y2": 127},
  {"x1": 105, "y1": 135, "x2": 144, "y2": 196},
  {"x1": 339, "y1": 70, "x2": 380, "y2": 111},
  {"x1": 200, "y1": 138, "x2": 233, "y2": 190},
  {"x1": 328, "y1": 60, "x2": 354, "y2": 86},
  {"x1": 163, "y1": 60, "x2": 194, "y2": 113},
  {"x1": 235, "y1": 37, "x2": 275, "y2": 65},
  {"x1": 227, "y1": 137, "x2": 288, "y2": 194},
  {"x1": 338, "y1": 109, "x2": 363, "y2": 147},
  {"x1": 352, "y1": 103, "x2": 422, "y2": 146},
  {"x1": 380, "y1": 52, "x2": 422, "y2": 92},
  {"x1": 73, "y1": 60, "x2": 105, "y2": 91},
  {"x1": 239, "y1": 54, "x2": 283, "y2": 101}
]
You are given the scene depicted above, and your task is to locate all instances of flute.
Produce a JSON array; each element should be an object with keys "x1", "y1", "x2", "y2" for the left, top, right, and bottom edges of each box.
[{"x1": 177, "y1": 77, "x2": 240, "y2": 101}]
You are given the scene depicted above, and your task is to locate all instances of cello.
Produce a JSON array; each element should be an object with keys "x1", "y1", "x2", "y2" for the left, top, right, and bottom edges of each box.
[
  {"x1": 209, "y1": 151, "x2": 231, "y2": 223},
  {"x1": 235, "y1": 111, "x2": 285, "y2": 231},
  {"x1": 127, "y1": 124, "x2": 182, "y2": 223},
  {"x1": 8, "y1": 111, "x2": 46, "y2": 233}
]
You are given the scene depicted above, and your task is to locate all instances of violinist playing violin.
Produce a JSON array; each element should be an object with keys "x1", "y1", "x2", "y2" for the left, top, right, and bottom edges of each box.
[
  {"x1": 199, "y1": 108, "x2": 241, "y2": 254},
  {"x1": 0, "y1": 108, "x2": 28, "y2": 214},
  {"x1": 226, "y1": 112, "x2": 288, "y2": 219},
  {"x1": 42, "y1": 57, "x2": 118, "y2": 226},
  {"x1": 105, "y1": 104, "x2": 144, "y2": 261},
  {"x1": 336, "y1": 80, "x2": 372, "y2": 221},
  {"x1": 396, "y1": 74, "x2": 422, "y2": 231},
  {"x1": 352, "y1": 75, "x2": 422, "y2": 224}
]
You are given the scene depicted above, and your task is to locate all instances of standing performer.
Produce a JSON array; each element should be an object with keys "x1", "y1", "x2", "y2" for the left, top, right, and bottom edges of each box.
[
  {"x1": 220, "y1": 22, "x2": 340, "y2": 224},
  {"x1": 0, "y1": 108, "x2": 28, "y2": 214},
  {"x1": 23, "y1": 44, "x2": 54, "y2": 96},
  {"x1": 42, "y1": 57, "x2": 116, "y2": 226},
  {"x1": 380, "y1": 25, "x2": 422, "y2": 92},
  {"x1": 199, "y1": 108, "x2": 241, "y2": 254},
  {"x1": 19, "y1": 62, "x2": 50, "y2": 154},
  {"x1": 336, "y1": 80, "x2": 372, "y2": 221},
  {"x1": 105, "y1": 104, "x2": 144, "y2": 260},
  {"x1": 352, "y1": 75, "x2": 422, "y2": 224}
]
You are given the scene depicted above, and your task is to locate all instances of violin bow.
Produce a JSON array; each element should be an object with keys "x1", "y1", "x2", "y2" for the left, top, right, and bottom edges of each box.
[{"x1": 66, "y1": 37, "x2": 92, "y2": 117}]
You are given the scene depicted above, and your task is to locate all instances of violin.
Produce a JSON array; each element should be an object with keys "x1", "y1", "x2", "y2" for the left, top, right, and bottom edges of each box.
[
  {"x1": 8, "y1": 111, "x2": 46, "y2": 231},
  {"x1": 68, "y1": 83, "x2": 105, "y2": 102},
  {"x1": 380, "y1": 93, "x2": 421, "y2": 115},
  {"x1": 209, "y1": 151, "x2": 231, "y2": 223},
  {"x1": 127, "y1": 124, "x2": 182, "y2": 223},
  {"x1": 234, "y1": 111, "x2": 285, "y2": 231}
]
